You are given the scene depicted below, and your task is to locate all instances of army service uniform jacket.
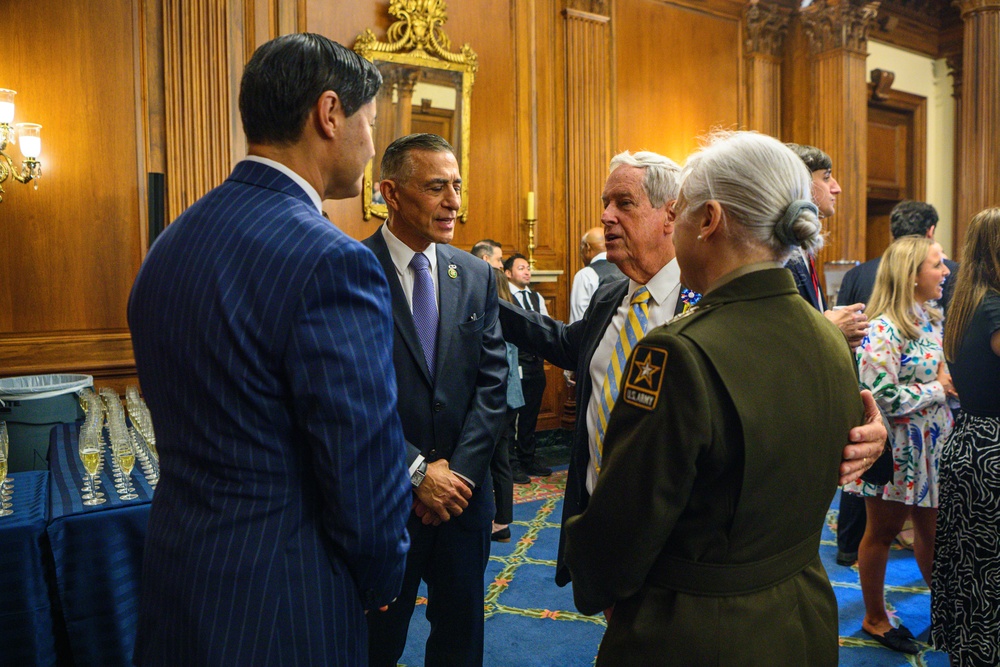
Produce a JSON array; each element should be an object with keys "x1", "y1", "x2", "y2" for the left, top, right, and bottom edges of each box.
[{"x1": 564, "y1": 267, "x2": 863, "y2": 667}]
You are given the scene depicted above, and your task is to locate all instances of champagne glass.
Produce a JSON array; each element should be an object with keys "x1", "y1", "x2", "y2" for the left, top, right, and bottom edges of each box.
[
  {"x1": 114, "y1": 432, "x2": 138, "y2": 501},
  {"x1": 79, "y1": 422, "x2": 105, "y2": 506},
  {"x1": 0, "y1": 422, "x2": 12, "y2": 517}
]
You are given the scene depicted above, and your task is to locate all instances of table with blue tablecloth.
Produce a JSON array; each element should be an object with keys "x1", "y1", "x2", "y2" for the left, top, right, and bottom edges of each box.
[
  {"x1": 0, "y1": 470, "x2": 58, "y2": 666},
  {"x1": 47, "y1": 422, "x2": 155, "y2": 667}
]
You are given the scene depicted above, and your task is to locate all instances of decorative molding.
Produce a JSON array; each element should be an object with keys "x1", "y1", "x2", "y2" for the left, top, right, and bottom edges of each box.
[
  {"x1": 870, "y1": 67, "x2": 895, "y2": 100},
  {"x1": 0, "y1": 331, "x2": 136, "y2": 378},
  {"x1": 955, "y1": 0, "x2": 1000, "y2": 17},
  {"x1": 745, "y1": 0, "x2": 791, "y2": 56},
  {"x1": 800, "y1": 0, "x2": 881, "y2": 55},
  {"x1": 946, "y1": 53, "x2": 962, "y2": 98},
  {"x1": 354, "y1": 0, "x2": 479, "y2": 70}
]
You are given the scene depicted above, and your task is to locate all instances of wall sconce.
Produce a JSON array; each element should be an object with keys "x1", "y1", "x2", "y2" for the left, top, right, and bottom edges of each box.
[{"x1": 0, "y1": 88, "x2": 43, "y2": 203}]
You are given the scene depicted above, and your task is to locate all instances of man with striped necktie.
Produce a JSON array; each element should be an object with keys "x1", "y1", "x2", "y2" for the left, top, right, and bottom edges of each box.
[{"x1": 498, "y1": 150, "x2": 688, "y2": 586}]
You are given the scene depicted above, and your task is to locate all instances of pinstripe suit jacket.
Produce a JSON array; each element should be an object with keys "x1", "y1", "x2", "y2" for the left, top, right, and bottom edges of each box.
[{"x1": 128, "y1": 160, "x2": 411, "y2": 666}]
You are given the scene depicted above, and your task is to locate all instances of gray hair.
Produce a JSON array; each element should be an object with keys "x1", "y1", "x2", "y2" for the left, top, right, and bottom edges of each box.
[
  {"x1": 380, "y1": 133, "x2": 454, "y2": 183},
  {"x1": 608, "y1": 151, "x2": 681, "y2": 208},
  {"x1": 679, "y1": 131, "x2": 824, "y2": 261}
]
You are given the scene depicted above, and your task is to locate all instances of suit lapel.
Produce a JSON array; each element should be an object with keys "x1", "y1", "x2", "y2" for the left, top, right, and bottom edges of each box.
[
  {"x1": 434, "y1": 245, "x2": 461, "y2": 380},
  {"x1": 367, "y1": 231, "x2": 434, "y2": 385}
]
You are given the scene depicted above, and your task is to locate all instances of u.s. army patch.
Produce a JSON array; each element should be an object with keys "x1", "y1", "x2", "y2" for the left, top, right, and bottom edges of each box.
[{"x1": 622, "y1": 345, "x2": 667, "y2": 411}]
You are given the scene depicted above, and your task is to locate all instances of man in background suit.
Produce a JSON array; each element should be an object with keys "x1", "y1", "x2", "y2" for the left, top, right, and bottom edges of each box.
[
  {"x1": 128, "y1": 34, "x2": 411, "y2": 666},
  {"x1": 839, "y1": 200, "x2": 959, "y2": 311},
  {"x1": 471, "y1": 238, "x2": 504, "y2": 269},
  {"x1": 363, "y1": 133, "x2": 507, "y2": 667},
  {"x1": 504, "y1": 252, "x2": 553, "y2": 479},
  {"x1": 499, "y1": 150, "x2": 687, "y2": 586},
  {"x1": 785, "y1": 143, "x2": 869, "y2": 350}
]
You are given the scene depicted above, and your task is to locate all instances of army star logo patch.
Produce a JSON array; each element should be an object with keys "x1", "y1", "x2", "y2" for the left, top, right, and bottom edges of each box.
[{"x1": 622, "y1": 345, "x2": 666, "y2": 411}]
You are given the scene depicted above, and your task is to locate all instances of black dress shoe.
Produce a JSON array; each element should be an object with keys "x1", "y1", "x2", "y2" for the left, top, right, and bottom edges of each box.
[
  {"x1": 491, "y1": 527, "x2": 511, "y2": 543},
  {"x1": 511, "y1": 467, "x2": 531, "y2": 484},
  {"x1": 864, "y1": 627, "x2": 921, "y2": 654},
  {"x1": 836, "y1": 550, "x2": 857, "y2": 566},
  {"x1": 524, "y1": 462, "x2": 552, "y2": 477}
]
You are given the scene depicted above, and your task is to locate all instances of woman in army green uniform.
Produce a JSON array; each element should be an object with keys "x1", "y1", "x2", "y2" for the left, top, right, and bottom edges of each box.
[{"x1": 564, "y1": 131, "x2": 865, "y2": 666}]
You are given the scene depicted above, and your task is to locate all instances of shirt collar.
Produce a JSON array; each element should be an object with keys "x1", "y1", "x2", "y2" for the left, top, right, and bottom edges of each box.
[
  {"x1": 630, "y1": 258, "x2": 680, "y2": 304},
  {"x1": 380, "y1": 223, "x2": 437, "y2": 275},
  {"x1": 590, "y1": 252, "x2": 608, "y2": 263},
  {"x1": 243, "y1": 155, "x2": 323, "y2": 213}
]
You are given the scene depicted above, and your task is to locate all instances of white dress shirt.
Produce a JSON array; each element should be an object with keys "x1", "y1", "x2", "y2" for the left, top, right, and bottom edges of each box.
[
  {"x1": 584, "y1": 258, "x2": 682, "y2": 493},
  {"x1": 569, "y1": 252, "x2": 609, "y2": 323},
  {"x1": 515, "y1": 287, "x2": 549, "y2": 317}
]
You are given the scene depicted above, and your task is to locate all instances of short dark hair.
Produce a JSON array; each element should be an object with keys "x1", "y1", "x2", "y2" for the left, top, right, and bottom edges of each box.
[
  {"x1": 785, "y1": 143, "x2": 833, "y2": 173},
  {"x1": 239, "y1": 33, "x2": 381, "y2": 145},
  {"x1": 380, "y1": 133, "x2": 455, "y2": 183},
  {"x1": 503, "y1": 253, "x2": 528, "y2": 272},
  {"x1": 471, "y1": 239, "x2": 502, "y2": 259},
  {"x1": 890, "y1": 200, "x2": 939, "y2": 239}
]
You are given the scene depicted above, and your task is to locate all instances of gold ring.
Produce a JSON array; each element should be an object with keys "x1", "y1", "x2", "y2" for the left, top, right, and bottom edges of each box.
[{"x1": 862, "y1": 457, "x2": 868, "y2": 466}]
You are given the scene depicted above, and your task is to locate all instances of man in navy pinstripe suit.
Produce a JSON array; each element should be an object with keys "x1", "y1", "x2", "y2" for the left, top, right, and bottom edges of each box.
[
  {"x1": 128, "y1": 34, "x2": 411, "y2": 666},
  {"x1": 363, "y1": 134, "x2": 508, "y2": 667}
]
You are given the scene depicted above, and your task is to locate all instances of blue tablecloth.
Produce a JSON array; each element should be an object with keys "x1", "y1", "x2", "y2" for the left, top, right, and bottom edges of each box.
[
  {"x1": 0, "y1": 471, "x2": 58, "y2": 666},
  {"x1": 47, "y1": 422, "x2": 154, "y2": 667}
]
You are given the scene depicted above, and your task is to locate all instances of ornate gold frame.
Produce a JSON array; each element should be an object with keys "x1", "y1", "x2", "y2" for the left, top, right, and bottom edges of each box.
[{"x1": 355, "y1": 1, "x2": 477, "y2": 222}]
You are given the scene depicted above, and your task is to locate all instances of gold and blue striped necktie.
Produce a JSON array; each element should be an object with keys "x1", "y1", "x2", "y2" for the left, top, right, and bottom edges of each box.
[{"x1": 593, "y1": 286, "x2": 651, "y2": 473}]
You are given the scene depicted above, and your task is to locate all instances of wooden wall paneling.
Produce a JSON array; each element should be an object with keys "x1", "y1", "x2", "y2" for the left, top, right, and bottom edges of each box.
[
  {"x1": 744, "y1": 2, "x2": 791, "y2": 135},
  {"x1": 1, "y1": 0, "x2": 143, "y2": 382},
  {"x1": 953, "y1": 0, "x2": 1000, "y2": 253},
  {"x1": 163, "y1": 0, "x2": 233, "y2": 222},
  {"x1": 563, "y1": 6, "x2": 612, "y2": 280},
  {"x1": 781, "y1": 19, "x2": 814, "y2": 143},
  {"x1": 800, "y1": 0, "x2": 879, "y2": 270},
  {"x1": 947, "y1": 54, "x2": 963, "y2": 253},
  {"x1": 614, "y1": 0, "x2": 741, "y2": 163}
]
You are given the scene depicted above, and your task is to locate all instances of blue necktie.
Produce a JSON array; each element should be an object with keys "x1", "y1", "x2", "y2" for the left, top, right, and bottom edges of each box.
[{"x1": 409, "y1": 252, "x2": 438, "y2": 376}]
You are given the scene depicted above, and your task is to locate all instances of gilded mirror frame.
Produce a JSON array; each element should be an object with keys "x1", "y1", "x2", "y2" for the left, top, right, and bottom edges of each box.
[{"x1": 354, "y1": 1, "x2": 477, "y2": 222}]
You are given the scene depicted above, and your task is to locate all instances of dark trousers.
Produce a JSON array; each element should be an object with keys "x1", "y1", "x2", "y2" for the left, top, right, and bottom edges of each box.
[
  {"x1": 491, "y1": 410, "x2": 517, "y2": 525},
  {"x1": 837, "y1": 490, "x2": 867, "y2": 555},
  {"x1": 367, "y1": 511, "x2": 491, "y2": 667},
  {"x1": 514, "y1": 358, "x2": 546, "y2": 467}
]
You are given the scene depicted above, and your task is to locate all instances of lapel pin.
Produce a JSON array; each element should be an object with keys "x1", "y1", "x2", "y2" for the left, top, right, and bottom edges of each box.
[{"x1": 447, "y1": 264, "x2": 458, "y2": 279}]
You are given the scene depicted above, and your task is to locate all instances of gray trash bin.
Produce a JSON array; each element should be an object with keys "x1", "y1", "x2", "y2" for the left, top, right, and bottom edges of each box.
[{"x1": 0, "y1": 374, "x2": 92, "y2": 472}]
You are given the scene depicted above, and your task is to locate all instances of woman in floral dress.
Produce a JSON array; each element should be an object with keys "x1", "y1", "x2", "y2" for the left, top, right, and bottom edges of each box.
[{"x1": 844, "y1": 235, "x2": 956, "y2": 654}]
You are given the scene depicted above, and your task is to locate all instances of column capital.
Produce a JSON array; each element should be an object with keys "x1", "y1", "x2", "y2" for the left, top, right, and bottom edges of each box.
[
  {"x1": 946, "y1": 53, "x2": 963, "y2": 99},
  {"x1": 954, "y1": 0, "x2": 1000, "y2": 18},
  {"x1": 745, "y1": 1, "x2": 791, "y2": 57},
  {"x1": 800, "y1": 0, "x2": 880, "y2": 55}
]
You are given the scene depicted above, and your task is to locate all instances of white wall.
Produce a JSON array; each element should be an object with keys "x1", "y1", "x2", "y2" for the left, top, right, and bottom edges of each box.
[{"x1": 867, "y1": 41, "x2": 956, "y2": 255}]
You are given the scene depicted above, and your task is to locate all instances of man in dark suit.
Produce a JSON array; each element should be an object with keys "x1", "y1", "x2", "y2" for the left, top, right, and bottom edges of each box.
[
  {"x1": 363, "y1": 133, "x2": 508, "y2": 667},
  {"x1": 504, "y1": 252, "x2": 553, "y2": 479},
  {"x1": 128, "y1": 34, "x2": 411, "y2": 666},
  {"x1": 499, "y1": 150, "x2": 687, "y2": 586},
  {"x1": 839, "y1": 200, "x2": 959, "y2": 311}
]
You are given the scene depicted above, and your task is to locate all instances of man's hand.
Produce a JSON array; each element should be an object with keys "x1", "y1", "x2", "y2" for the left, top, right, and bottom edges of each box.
[
  {"x1": 824, "y1": 303, "x2": 869, "y2": 350},
  {"x1": 413, "y1": 499, "x2": 443, "y2": 526},
  {"x1": 839, "y1": 390, "x2": 887, "y2": 485},
  {"x1": 414, "y1": 459, "x2": 473, "y2": 523}
]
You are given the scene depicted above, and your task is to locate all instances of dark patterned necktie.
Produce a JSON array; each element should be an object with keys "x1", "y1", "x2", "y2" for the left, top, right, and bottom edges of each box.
[{"x1": 409, "y1": 252, "x2": 438, "y2": 376}]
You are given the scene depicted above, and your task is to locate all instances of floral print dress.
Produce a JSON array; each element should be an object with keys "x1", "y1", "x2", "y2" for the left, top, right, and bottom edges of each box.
[{"x1": 844, "y1": 308, "x2": 954, "y2": 507}]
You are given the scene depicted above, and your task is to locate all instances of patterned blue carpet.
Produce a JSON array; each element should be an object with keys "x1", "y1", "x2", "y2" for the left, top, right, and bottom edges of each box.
[{"x1": 399, "y1": 479, "x2": 948, "y2": 666}]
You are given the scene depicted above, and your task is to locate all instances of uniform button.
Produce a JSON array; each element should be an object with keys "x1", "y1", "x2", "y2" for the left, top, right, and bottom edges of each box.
[
  {"x1": 433, "y1": 401, "x2": 443, "y2": 412},
  {"x1": 429, "y1": 449, "x2": 437, "y2": 458}
]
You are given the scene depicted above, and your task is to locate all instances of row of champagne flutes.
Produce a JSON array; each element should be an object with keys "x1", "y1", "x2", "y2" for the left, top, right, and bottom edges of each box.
[
  {"x1": 0, "y1": 421, "x2": 12, "y2": 517},
  {"x1": 124, "y1": 386, "x2": 159, "y2": 488},
  {"x1": 100, "y1": 388, "x2": 140, "y2": 501},
  {"x1": 77, "y1": 389, "x2": 107, "y2": 506}
]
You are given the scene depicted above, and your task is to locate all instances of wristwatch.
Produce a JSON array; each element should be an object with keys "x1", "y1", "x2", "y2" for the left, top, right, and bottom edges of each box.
[{"x1": 410, "y1": 460, "x2": 428, "y2": 488}]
